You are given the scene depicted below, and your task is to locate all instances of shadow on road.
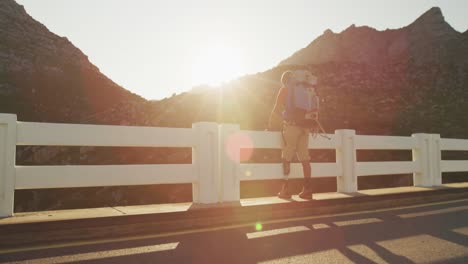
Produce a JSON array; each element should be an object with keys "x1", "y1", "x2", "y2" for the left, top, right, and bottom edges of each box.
[{"x1": 1, "y1": 200, "x2": 467, "y2": 263}]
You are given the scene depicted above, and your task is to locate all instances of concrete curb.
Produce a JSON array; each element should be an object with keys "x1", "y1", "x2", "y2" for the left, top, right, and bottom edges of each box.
[{"x1": 1, "y1": 187, "x2": 467, "y2": 249}]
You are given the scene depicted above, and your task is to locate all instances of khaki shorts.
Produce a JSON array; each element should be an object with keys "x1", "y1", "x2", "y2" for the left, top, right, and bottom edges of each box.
[{"x1": 281, "y1": 122, "x2": 310, "y2": 162}]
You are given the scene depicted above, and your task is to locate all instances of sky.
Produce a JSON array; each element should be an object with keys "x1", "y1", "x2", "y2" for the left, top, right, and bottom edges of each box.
[{"x1": 15, "y1": 0, "x2": 468, "y2": 100}]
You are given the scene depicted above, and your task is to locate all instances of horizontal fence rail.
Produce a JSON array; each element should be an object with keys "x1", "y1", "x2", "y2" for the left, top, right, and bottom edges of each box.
[
  {"x1": 1, "y1": 113, "x2": 468, "y2": 217},
  {"x1": 15, "y1": 164, "x2": 196, "y2": 189},
  {"x1": 440, "y1": 138, "x2": 468, "y2": 151},
  {"x1": 355, "y1": 135, "x2": 417, "y2": 150},
  {"x1": 239, "y1": 162, "x2": 341, "y2": 181},
  {"x1": 239, "y1": 130, "x2": 339, "y2": 149},
  {"x1": 440, "y1": 161, "x2": 468, "y2": 173},
  {"x1": 356, "y1": 161, "x2": 419, "y2": 176},
  {"x1": 17, "y1": 122, "x2": 196, "y2": 147}
]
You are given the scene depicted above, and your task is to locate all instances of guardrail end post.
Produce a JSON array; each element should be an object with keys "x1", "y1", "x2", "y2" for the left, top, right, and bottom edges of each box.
[
  {"x1": 219, "y1": 124, "x2": 241, "y2": 202},
  {"x1": 192, "y1": 122, "x2": 220, "y2": 204},
  {"x1": 0, "y1": 114, "x2": 16, "y2": 217},
  {"x1": 335, "y1": 129, "x2": 357, "y2": 193},
  {"x1": 412, "y1": 133, "x2": 432, "y2": 187}
]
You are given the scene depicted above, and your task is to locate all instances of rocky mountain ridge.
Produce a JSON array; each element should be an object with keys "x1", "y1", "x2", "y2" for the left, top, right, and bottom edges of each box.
[
  {"x1": 279, "y1": 7, "x2": 467, "y2": 66},
  {"x1": 0, "y1": 0, "x2": 148, "y2": 125}
]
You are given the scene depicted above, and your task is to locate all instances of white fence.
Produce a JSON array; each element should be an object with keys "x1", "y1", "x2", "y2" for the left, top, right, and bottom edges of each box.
[{"x1": 1, "y1": 113, "x2": 468, "y2": 217}]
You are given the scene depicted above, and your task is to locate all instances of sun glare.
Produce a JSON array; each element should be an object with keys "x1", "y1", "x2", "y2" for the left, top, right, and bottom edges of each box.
[{"x1": 190, "y1": 43, "x2": 245, "y2": 87}]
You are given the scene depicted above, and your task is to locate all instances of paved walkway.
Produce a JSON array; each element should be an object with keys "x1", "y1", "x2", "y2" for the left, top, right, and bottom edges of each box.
[
  {"x1": 1, "y1": 198, "x2": 467, "y2": 263},
  {"x1": 2, "y1": 183, "x2": 467, "y2": 225}
]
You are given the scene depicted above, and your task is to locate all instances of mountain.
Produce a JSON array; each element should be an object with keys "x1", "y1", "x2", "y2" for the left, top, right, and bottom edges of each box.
[
  {"x1": 279, "y1": 7, "x2": 466, "y2": 66},
  {"x1": 107, "y1": 7, "x2": 468, "y2": 137},
  {"x1": 2, "y1": 2, "x2": 466, "y2": 134},
  {"x1": 0, "y1": 0, "x2": 150, "y2": 125},
  {"x1": 1, "y1": 2, "x2": 467, "y2": 211}
]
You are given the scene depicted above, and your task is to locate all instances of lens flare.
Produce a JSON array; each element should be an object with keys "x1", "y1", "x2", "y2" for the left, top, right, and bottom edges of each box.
[
  {"x1": 255, "y1": 222, "x2": 263, "y2": 231},
  {"x1": 225, "y1": 132, "x2": 253, "y2": 162}
]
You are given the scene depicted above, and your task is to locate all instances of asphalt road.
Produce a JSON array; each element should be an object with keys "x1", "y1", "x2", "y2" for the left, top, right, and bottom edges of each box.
[{"x1": 1, "y1": 199, "x2": 467, "y2": 264}]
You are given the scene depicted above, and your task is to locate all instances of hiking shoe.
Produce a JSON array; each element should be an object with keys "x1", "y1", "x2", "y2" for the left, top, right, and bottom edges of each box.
[
  {"x1": 277, "y1": 180, "x2": 291, "y2": 199},
  {"x1": 298, "y1": 178, "x2": 313, "y2": 199}
]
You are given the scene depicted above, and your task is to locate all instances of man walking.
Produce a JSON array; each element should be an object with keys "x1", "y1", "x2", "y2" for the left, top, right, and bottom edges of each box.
[{"x1": 268, "y1": 69, "x2": 319, "y2": 199}]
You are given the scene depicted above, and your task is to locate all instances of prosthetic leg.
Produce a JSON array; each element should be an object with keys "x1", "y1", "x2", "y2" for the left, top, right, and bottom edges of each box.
[
  {"x1": 298, "y1": 161, "x2": 313, "y2": 199},
  {"x1": 277, "y1": 159, "x2": 292, "y2": 199}
]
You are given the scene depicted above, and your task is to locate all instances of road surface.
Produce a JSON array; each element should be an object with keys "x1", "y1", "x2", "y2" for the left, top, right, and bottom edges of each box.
[{"x1": 1, "y1": 199, "x2": 467, "y2": 263}]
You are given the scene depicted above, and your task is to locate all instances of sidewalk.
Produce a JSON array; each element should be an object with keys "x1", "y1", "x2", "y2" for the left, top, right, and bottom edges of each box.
[{"x1": 1, "y1": 183, "x2": 467, "y2": 249}]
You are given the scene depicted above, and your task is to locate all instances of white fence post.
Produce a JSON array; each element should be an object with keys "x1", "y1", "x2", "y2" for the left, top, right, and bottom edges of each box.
[
  {"x1": 192, "y1": 122, "x2": 220, "y2": 204},
  {"x1": 430, "y1": 134, "x2": 442, "y2": 186},
  {"x1": 335, "y1": 129, "x2": 357, "y2": 193},
  {"x1": 412, "y1": 133, "x2": 432, "y2": 186},
  {"x1": 0, "y1": 114, "x2": 16, "y2": 217},
  {"x1": 219, "y1": 124, "x2": 241, "y2": 202}
]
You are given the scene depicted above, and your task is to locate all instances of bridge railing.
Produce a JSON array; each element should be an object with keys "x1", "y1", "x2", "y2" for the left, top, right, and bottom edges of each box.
[
  {"x1": 219, "y1": 127, "x2": 468, "y2": 202},
  {"x1": 0, "y1": 114, "x2": 221, "y2": 216},
  {"x1": 1, "y1": 113, "x2": 468, "y2": 217}
]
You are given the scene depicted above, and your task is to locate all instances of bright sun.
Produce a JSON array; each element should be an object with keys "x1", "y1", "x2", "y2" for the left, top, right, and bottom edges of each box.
[{"x1": 190, "y1": 43, "x2": 244, "y2": 87}]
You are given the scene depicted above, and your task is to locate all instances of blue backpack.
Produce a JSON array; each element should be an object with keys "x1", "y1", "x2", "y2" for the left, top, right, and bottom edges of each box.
[{"x1": 282, "y1": 70, "x2": 319, "y2": 127}]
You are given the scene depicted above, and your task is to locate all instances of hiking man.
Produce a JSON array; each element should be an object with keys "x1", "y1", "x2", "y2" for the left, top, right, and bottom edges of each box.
[{"x1": 268, "y1": 69, "x2": 319, "y2": 199}]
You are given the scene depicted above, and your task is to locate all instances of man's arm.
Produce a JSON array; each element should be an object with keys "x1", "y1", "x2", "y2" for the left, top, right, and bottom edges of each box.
[{"x1": 268, "y1": 88, "x2": 286, "y2": 130}]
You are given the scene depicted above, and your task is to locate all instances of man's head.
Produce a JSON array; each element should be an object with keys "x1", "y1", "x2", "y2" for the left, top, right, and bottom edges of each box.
[{"x1": 281, "y1": 70, "x2": 294, "y2": 86}]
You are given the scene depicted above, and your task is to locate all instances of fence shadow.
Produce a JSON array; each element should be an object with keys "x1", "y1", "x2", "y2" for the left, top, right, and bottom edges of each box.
[{"x1": 1, "y1": 199, "x2": 467, "y2": 263}]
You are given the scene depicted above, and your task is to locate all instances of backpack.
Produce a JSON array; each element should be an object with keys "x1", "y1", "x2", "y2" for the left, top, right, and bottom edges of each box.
[{"x1": 282, "y1": 70, "x2": 319, "y2": 128}]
